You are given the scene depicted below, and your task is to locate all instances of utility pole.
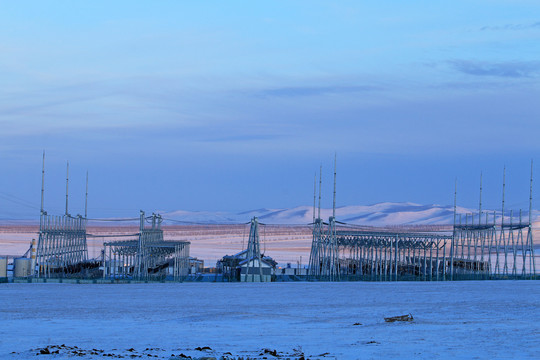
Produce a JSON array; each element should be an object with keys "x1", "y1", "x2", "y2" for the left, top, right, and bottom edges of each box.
[
  {"x1": 318, "y1": 165, "x2": 322, "y2": 220},
  {"x1": 85, "y1": 171, "x2": 88, "y2": 219},
  {"x1": 65, "y1": 161, "x2": 69, "y2": 216},
  {"x1": 312, "y1": 173, "x2": 316, "y2": 225},
  {"x1": 40, "y1": 151, "x2": 45, "y2": 214},
  {"x1": 479, "y1": 172, "x2": 482, "y2": 225}
]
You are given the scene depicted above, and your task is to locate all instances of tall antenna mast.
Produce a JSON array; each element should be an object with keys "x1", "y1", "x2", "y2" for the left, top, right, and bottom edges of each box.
[
  {"x1": 529, "y1": 160, "x2": 533, "y2": 226},
  {"x1": 479, "y1": 171, "x2": 482, "y2": 225},
  {"x1": 502, "y1": 166, "x2": 506, "y2": 228},
  {"x1": 85, "y1": 171, "x2": 88, "y2": 219},
  {"x1": 333, "y1": 153, "x2": 337, "y2": 219},
  {"x1": 318, "y1": 164, "x2": 322, "y2": 220},
  {"x1": 453, "y1": 178, "x2": 457, "y2": 227},
  {"x1": 450, "y1": 178, "x2": 457, "y2": 280},
  {"x1": 312, "y1": 172, "x2": 316, "y2": 224},
  {"x1": 40, "y1": 151, "x2": 45, "y2": 214},
  {"x1": 65, "y1": 161, "x2": 69, "y2": 216}
]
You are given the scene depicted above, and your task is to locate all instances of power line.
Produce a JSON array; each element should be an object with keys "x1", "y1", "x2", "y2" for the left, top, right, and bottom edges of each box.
[
  {"x1": 0, "y1": 192, "x2": 40, "y2": 210},
  {"x1": 160, "y1": 217, "x2": 245, "y2": 226},
  {"x1": 87, "y1": 233, "x2": 139, "y2": 238},
  {"x1": 85, "y1": 217, "x2": 139, "y2": 222}
]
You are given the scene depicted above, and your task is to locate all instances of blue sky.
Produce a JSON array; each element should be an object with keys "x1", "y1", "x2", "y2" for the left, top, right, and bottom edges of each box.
[{"x1": 1, "y1": 1, "x2": 539, "y2": 219}]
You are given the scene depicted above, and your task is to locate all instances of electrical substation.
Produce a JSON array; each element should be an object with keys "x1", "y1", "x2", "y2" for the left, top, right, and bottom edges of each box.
[{"x1": 1, "y1": 154, "x2": 538, "y2": 283}]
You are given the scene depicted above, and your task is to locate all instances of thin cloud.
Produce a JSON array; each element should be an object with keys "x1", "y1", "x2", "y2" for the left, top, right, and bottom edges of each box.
[
  {"x1": 0, "y1": 80, "x2": 119, "y2": 117},
  {"x1": 200, "y1": 134, "x2": 282, "y2": 143},
  {"x1": 480, "y1": 21, "x2": 540, "y2": 31},
  {"x1": 0, "y1": 94, "x2": 109, "y2": 116},
  {"x1": 449, "y1": 60, "x2": 540, "y2": 78},
  {"x1": 257, "y1": 85, "x2": 379, "y2": 98}
]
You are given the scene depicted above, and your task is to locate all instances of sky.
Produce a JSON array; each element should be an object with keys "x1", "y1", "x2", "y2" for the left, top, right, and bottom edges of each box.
[{"x1": 0, "y1": 1, "x2": 539, "y2": 219}]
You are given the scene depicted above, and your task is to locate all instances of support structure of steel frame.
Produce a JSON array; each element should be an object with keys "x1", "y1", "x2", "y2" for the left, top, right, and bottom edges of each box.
[
  {"x1": 308, "y1": 161, "x2": 537, "y2": 281},
  {"x1": 450, "y1": 163, "x2": 537, "y2": 279},
  {"x1": 308, "y1": 226, "x2": 451, "y2": 281},
  {"x1": 308, "y1": 217, "x2": 341, "y2": 281},
  {"x1": 452, "y1": 212, "x2": 536, "y2": 279},
  {"x1": 243, "y1": 216, "x2": 264, "y2": 282},
  {"x1": 35, "y1": 153, "x2": 89, "y2": 278},
  {"x1": 102, "y1": 211, "x2": 190, "y2": 281},
  {"x1": 308, "y1": 218, "x2": 536, "y2": 282},
  {"x1": 36, "y1": 212, "x2": 88, "y2": 278}
]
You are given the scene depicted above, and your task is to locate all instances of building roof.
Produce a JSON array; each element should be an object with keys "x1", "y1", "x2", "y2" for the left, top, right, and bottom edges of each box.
[{"x1": 239, "y1": 256, "x2": 274, "y2": 268}]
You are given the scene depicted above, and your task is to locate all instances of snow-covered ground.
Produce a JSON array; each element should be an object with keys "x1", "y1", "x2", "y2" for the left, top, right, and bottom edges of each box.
[{"x1": 1, "y1": 281, "x2": 538, "y2": 359}]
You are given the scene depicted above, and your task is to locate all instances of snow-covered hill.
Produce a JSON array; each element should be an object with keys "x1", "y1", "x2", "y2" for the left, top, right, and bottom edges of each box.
[
  {"x1": 162, "y1": 202, "x2": 536, "y2": 226},
  {"x1": 2, "y1": 202, "x2": 536, "y2": 227}
]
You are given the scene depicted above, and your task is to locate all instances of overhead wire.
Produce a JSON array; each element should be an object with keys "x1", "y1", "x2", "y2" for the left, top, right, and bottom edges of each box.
[
  {"x1": 0, "y1": 192, "x2": 40, "y2": 210},
  {"x1": 87, "y1": 233, "x2": 139, "y2": 238},
  {"x1": 84, "y1": 217, "x2": 140, "y2": 222},
  {"x1": 160, "y1": 217, "x2": 245, "y2": 226}
]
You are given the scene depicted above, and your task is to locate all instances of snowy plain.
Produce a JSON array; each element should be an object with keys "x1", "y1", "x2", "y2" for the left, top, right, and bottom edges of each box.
[{"x1": 1, "y1": 281, "x2": 538, "y2": 359}]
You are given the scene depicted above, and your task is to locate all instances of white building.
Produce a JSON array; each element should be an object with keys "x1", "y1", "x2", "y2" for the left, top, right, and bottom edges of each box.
[{"x1": 239, "y1": 257, "x2": 274, "y2": 282}]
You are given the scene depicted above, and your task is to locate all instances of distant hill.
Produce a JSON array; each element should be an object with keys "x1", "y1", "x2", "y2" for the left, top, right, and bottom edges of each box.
[
  {"x1": 162, "y1": 202, "x2": 538, "y2": 226},
  {"x1": 2, "y1": 202, "x2": 537, "y2": 227}
]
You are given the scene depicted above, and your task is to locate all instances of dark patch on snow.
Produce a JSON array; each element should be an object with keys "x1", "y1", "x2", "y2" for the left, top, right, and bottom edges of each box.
[{"x1": 25, "y1": 344, "x2": 334, "y2": 360}]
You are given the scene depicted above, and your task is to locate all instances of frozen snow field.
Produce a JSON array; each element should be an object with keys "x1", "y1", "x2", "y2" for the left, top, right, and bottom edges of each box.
[{"x1": 1, "y1": 281, "x2": 538, "y2": 359}]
